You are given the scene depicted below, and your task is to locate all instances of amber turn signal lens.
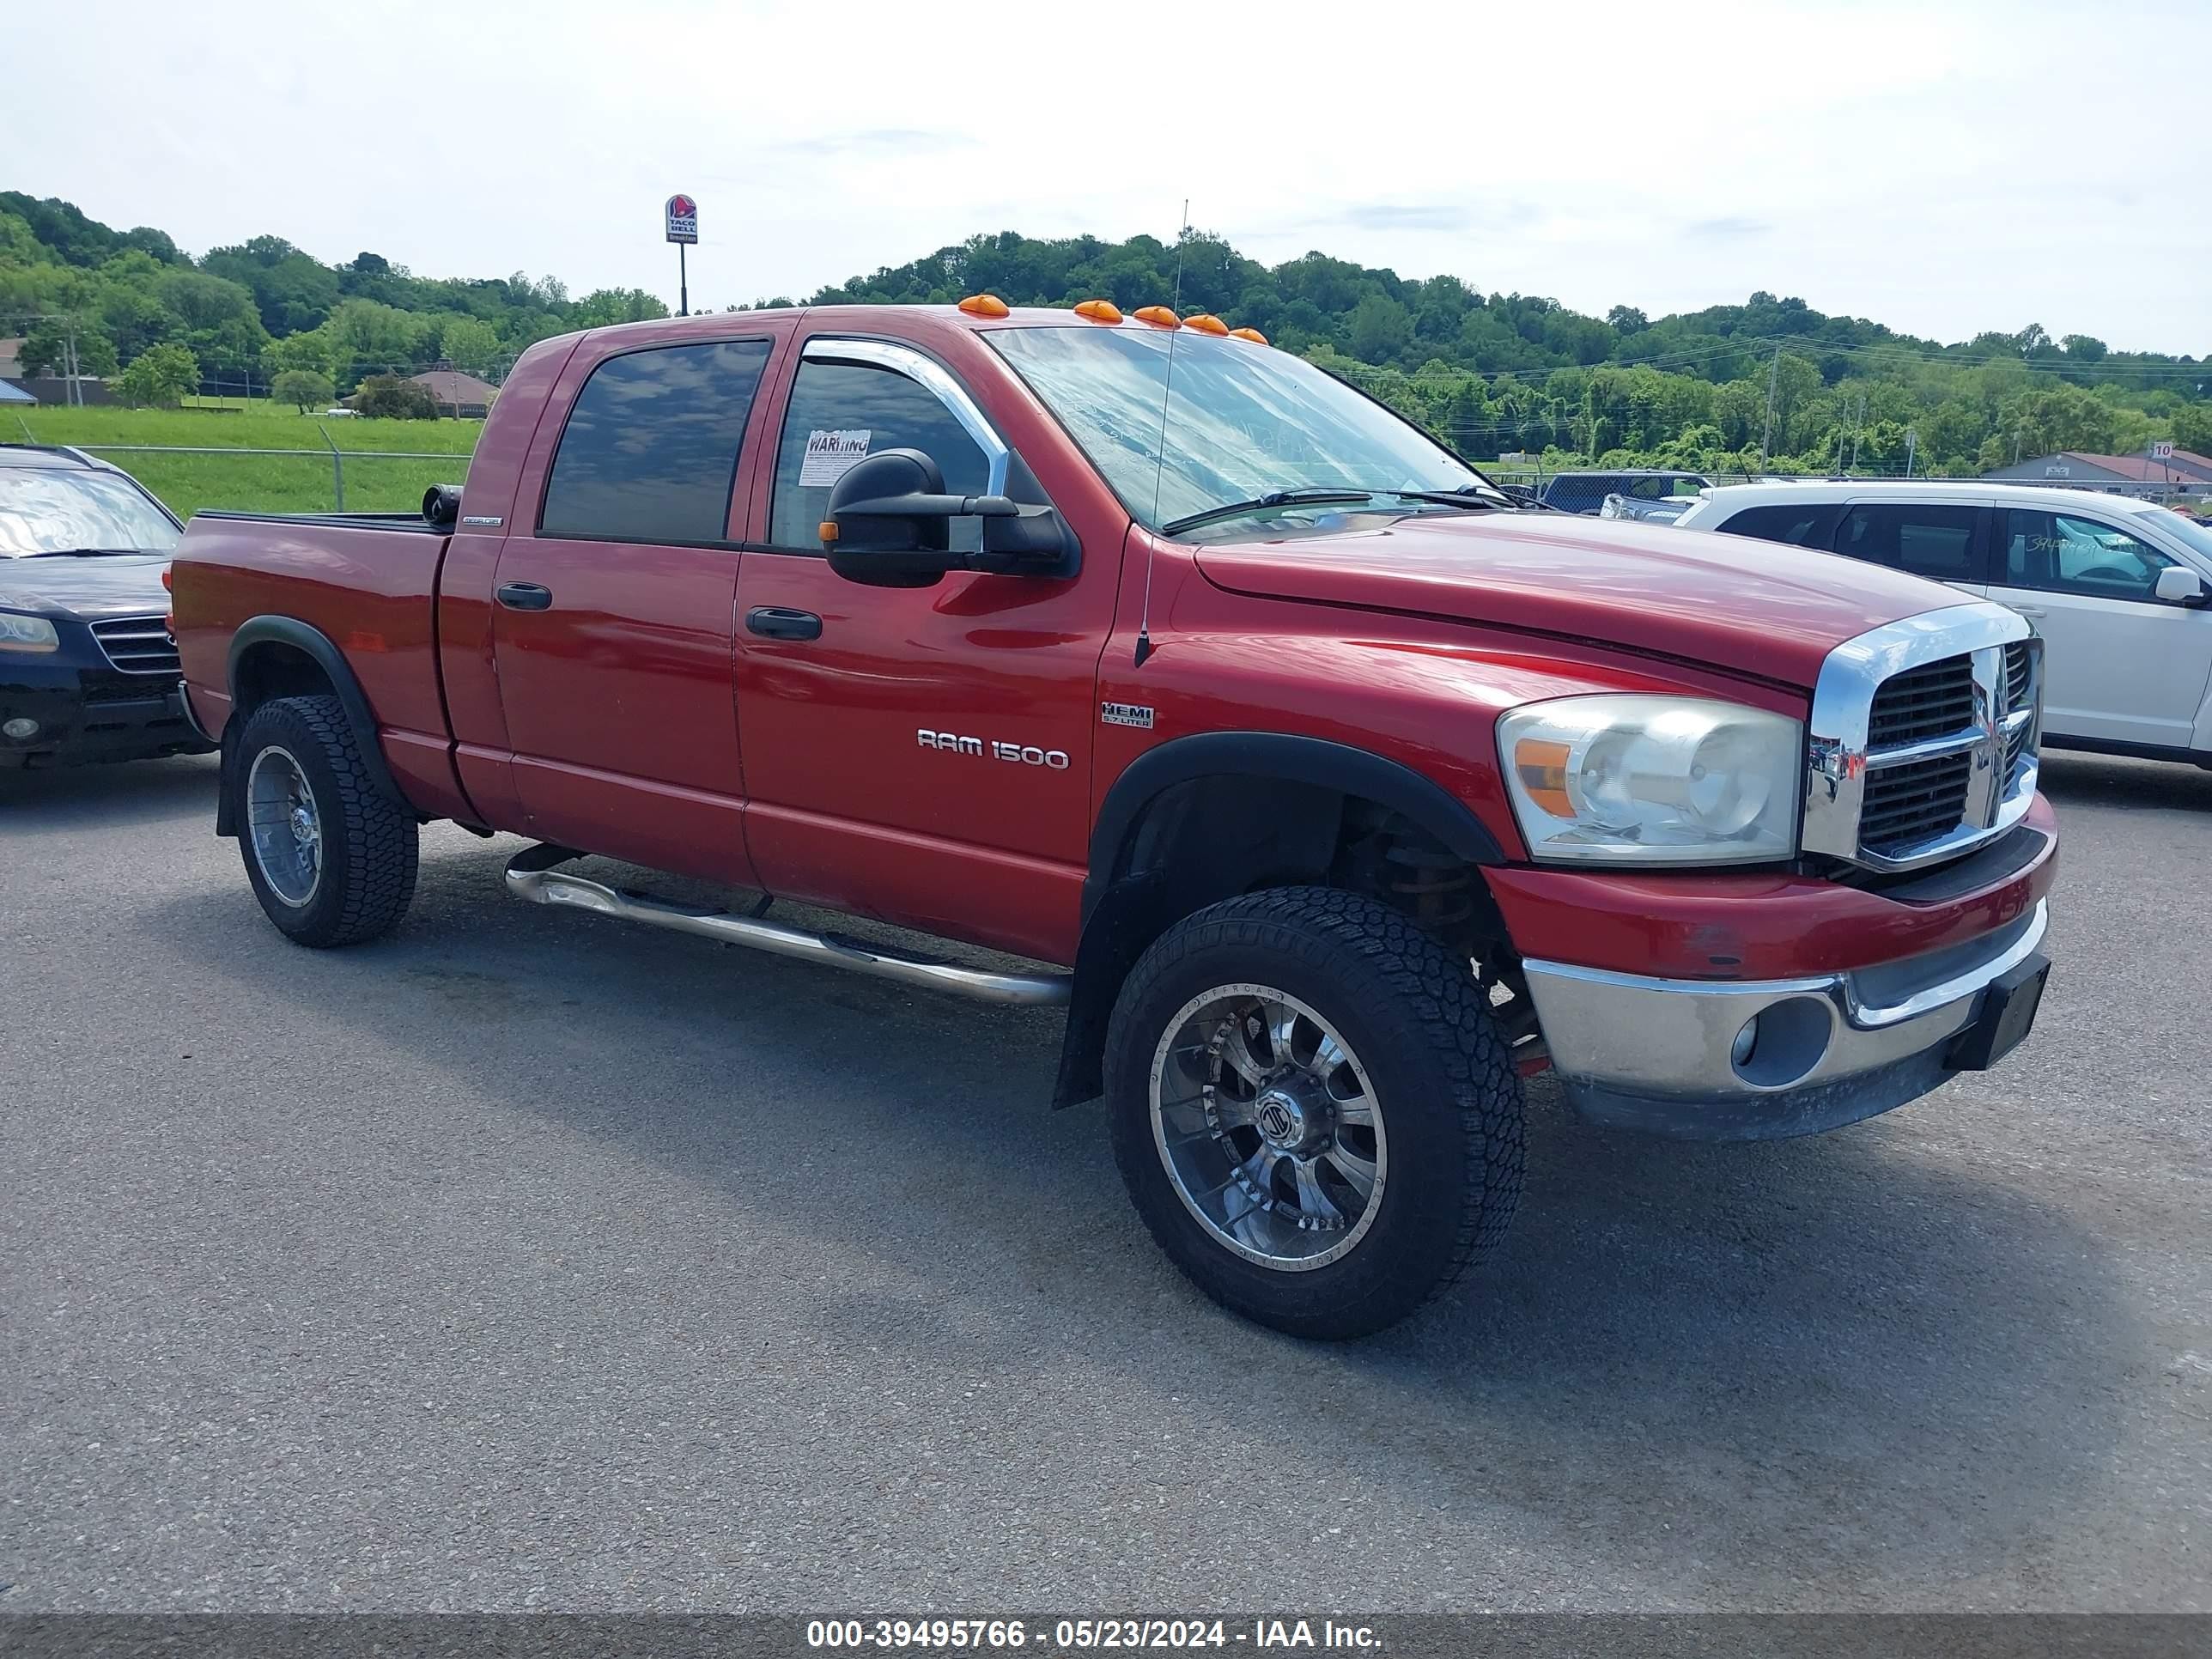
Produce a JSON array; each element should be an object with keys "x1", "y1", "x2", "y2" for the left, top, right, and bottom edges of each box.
[
  {"x1": 1132, "y1": 306, "x2": 1181, "y2": 328},
  {"x1": 1229, "y1": 326, "x2": 1269, "y2": 344},
  {"x1": 1512, "y1": 738, "x2": 1576, "y2": 818},
  {"x1": 957, "y1": 294, "x2": 1010, "y2": 318},
  {"x1": 1183, "y1": 313, "x2": 1229, "y2": 336},
  {"x1": 160, "y1": 567, "x2": 173, "y2": 591},
  {"x1": 1073, "y1": 299, "x2": 1122, "y2": 324},
  {"x1": 818, "y1": 520, "x2": 839, "y2": 544}
]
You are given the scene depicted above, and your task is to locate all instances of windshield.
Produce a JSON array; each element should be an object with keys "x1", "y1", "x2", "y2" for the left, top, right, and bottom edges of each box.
[
  {"x1": 0, "y1": 467, "x2": 180, "y2": 556},
  {"x1": 986, "y1": 325, "x2": 1498, "y2": 534},
  {"x1": 2153, "y1": 507, "x2": 2212, "y2": 563}
]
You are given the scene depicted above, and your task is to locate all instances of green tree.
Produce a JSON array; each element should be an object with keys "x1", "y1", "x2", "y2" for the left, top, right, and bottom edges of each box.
[
  {"x1": 113, "y1": 342, "x2": 201, "y2": 407},
  {"x1": 351, "y1": 374, "x2": 438, "y2": 418},
  {"x1": 18, "y1": 316, "x2": 119, "y2": 378},
  {"x1": 433, "y1": 315, "x2": 502, "y2": 377},
  {"x1": 1347, "y1": 295, "x2": 1413, "y2": 365},
  {"x1": 272, "y1": 368, "x2": 336, "y2": 412}
]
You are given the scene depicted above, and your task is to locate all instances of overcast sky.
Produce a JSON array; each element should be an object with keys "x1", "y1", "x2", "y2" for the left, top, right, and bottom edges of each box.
[{"x1": 14, "y1": 0, "x2": 2209, "y2": 353}]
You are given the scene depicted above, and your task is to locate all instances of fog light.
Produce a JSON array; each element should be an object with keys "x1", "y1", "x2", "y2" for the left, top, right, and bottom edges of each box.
[
  {"x1": 1730, "y1": 1015, "x2": 1760, "y2": 1067},
  {"x1": 2, "y1": 716, "x2": 39, "y2": 741}
]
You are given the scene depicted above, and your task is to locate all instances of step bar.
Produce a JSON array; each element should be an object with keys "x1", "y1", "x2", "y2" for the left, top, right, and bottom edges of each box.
[{"x1": 502, "y1": 846, "x2": 1072, "y2": 1008}]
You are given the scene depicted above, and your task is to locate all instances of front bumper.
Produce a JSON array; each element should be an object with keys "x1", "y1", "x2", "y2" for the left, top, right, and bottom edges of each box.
[
  {"x1": 1523, "y1": 899, "x2": 2049, "y2": 1140},
  {"x1": 1, "y1": 649, "x2": 214, "y2": 769}
]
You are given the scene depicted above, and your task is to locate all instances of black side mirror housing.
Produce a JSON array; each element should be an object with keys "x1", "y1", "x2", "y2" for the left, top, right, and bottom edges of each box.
[{"x1": 822, "y1": 448, "x2": 1079, "y2": 588}]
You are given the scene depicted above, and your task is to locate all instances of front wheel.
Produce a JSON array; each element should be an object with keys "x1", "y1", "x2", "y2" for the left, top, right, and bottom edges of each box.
[
  {"x1": 1105, "y1": 888, "x2": 1525, "y2": 1340},
  {"x1": 228, "y1": 694, "x2": 418, "y2": 947}
]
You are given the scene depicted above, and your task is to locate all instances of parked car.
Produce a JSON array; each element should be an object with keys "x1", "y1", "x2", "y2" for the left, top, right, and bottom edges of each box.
[
  {"x1": 171, "y1": 302, "x2": 2056, "y2": 1338},
  {"x1": 1538, "y1": 469, "x2": 1713, "y2": 515},
  {"x1": 1674, "y1": 480, "x2": 2212, "y2": 766},
  {"x1": 0, "y1": 444, "x2": 214, "y2": 769},
  {"x1": 1599, "y1": 489, "x2": 1703, "y2": 525}
]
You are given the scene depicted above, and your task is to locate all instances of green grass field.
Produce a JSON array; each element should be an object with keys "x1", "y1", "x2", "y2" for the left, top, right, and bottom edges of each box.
[{"x1": 6, "y1": 402, "x2": 482, "y2": 519}]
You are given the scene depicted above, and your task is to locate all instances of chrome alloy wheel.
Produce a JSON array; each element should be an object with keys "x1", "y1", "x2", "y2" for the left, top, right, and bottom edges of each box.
[
  {"x1": 1149, "y1": 983, "x2": 1387, "y2": 1271},
  {"x1": 246, "y1": 745, "x2": 323, "y2": 908}
]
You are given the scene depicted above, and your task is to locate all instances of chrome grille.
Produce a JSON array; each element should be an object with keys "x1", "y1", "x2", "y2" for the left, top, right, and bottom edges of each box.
[
  {"x1": 89, "y1": 615, "x2": 179, "y2": 676},
  {"x1": 1866, "y1": 656, "x2": 1976, "y2": 748},
  {"x1": 1802, "y1": 609, "x2": 2042, "y2": 874}
]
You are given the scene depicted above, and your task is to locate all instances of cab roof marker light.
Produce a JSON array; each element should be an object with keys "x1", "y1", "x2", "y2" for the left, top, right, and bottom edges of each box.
[
  {"x1": 957, "y1": 294, "x2": 1010, "y2": 318},
  {"x1": 1183, "y1": 313, "x2": 1229, "y2": 337},
  {"x1": 1132, "y1": 306, "x2": 1181, "y2": 329},
  {"x1": 1073, "y1": 299, "x2": 1123, "y2": 324},
  {"x1": 1229, "y1": 326, "x2": 1269, "y2": 345}
]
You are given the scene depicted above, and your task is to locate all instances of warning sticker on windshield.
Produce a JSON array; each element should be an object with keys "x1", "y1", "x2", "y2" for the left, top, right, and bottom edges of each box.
[{"x1": 798, "y1": 428, "x2": 872, "y2": 488}]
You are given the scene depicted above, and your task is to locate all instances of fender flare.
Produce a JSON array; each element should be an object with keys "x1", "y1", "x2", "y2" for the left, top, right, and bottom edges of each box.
[
  {"x1": 218, "y1": 616, "x2": 411, "y2": 834},
  {"x1": 1053, "y1": 732, "x2": 1508, "y2": 1105}
]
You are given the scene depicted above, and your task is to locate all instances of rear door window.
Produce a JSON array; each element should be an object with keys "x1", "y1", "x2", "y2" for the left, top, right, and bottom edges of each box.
[
  {"x1": 1832, "y1": 503, "x2": 1990, "y2": 583},
  {"x1": 1713, "y1": 502, "x2": 1843, "y2": 547},
  {"x1": 538, "y1": 338, "x2": 773, "y2": 544}
]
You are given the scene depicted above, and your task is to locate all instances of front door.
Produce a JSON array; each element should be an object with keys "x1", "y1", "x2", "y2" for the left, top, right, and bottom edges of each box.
[
  {"x1": 489, "y1": 330, "x2": 785, "y2": 884},
  {"x1": 1988, "y1": 505, "x2": 2212, "y2": 750},
  {"x1": 731, "y1": 333, "x2": 1115, "y2": 962}
]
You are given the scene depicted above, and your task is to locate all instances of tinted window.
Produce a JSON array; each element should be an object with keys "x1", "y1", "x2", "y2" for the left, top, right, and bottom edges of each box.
[
  {"x1": 539, "y1": 339, "x2": 771, "y2": 543},
  {"x1": 769, "y1": 359, "x2": 994, "y2": 552},
  {"x1": 1834, "y1": 504, "x2": 1985, "y2": 582},
  {"x1": 2002, "y1": 508, "x2": 2176, "y2": 602},
  {"x1": 1715, "y1": 503, "x2": 1838, "y2": 547}
]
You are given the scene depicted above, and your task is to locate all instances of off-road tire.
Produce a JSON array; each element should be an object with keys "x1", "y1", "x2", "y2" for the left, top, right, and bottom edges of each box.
[
  {"x1": 230, "y1": 694, "x2": 417, "y2": 947},
  {"x1": 1105, "y1": 887, "x2": 1524, "y2": 1339}
]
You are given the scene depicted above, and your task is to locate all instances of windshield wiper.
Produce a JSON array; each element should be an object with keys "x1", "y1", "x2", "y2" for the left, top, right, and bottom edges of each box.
[
  {"x1": 20, "y1": 547, "x2": 159, "y2": 558},
  {"x1": 1383, "y1": 489, "x2": 1509, "y2": 512},
  {"x1": 1162, "y1": 490, "x2": 1377, "y2": 536}
]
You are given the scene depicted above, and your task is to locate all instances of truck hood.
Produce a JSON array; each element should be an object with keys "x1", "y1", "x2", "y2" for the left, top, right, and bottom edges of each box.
[
  {"x1": 1192, "y1": 512, "x2": 1957, "y2": 689},
  {"x1": 0, "y1": 554, "x2": 172, "y2": 623}
]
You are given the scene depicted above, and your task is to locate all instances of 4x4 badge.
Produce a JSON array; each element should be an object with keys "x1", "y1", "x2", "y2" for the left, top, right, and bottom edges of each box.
[{"x1": 1101, "y1": 702, "x2": 1154, "y2": 729}]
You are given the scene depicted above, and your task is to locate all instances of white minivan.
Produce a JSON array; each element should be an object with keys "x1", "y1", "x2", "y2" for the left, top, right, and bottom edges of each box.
[{"x1": 1673, "y1": 481, "x2": 2212, "y2": 765}]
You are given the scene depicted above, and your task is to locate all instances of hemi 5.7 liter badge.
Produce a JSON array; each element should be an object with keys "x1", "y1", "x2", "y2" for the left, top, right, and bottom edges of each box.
[{"x1": 1101, "y1": 702, "x2": 1155, "y2": 729}]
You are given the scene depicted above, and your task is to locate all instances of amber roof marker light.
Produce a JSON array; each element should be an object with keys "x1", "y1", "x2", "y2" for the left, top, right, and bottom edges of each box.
[
  {"x1": 1073, "y1": 299, "x2": 1123, "y2": 324},
  {"x1": 1132, "y1": 305, "x2": 1182, "y2": 329},
  {"x1": 1183, "y1": 313, "x2": 1229, "y2": 337},
  {"x1": 957, "y1": 294, "x2": 1010, "y2": 318},
  {"x1": 1229, "y1": 326, "x2": 1269, "y2": 344}
]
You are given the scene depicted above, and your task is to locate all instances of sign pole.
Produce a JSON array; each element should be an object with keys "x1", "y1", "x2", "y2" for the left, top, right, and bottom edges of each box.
[{"x1": 679, "y1": 244, "x2": 689, "y2": 318}]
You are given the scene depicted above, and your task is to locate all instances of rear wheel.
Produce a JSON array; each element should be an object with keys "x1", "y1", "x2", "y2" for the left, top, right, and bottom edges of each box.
[
  {"x1": 1105, "y1": 887, "x2": 1525, "y2": 1339},
  {"x1": 229, "y1": 695, "x2": 417, "y2": 947}
]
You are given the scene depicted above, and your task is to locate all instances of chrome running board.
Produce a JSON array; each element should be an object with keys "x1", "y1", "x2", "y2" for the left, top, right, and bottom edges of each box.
[{"x1": 502, "y1": 848, "x2": 1071, "y2": 1008}]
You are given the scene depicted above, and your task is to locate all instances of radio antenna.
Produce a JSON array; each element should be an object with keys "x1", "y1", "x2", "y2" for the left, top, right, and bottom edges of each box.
[{"x1": 1133, "y1": 199, "x2": 1188, "y2": 668}]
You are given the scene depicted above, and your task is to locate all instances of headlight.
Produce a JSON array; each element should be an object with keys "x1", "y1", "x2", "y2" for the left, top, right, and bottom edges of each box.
[
  {"x1": 1499, "y1": 696, "x2": 1802, "y2": 865},
  {"x1": 0, "y1": 611, "x2": 60, "y2": 653}
]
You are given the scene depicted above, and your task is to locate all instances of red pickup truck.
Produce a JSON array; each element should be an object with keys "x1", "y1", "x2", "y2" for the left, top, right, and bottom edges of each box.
[{"x1": 172, "y1": 300, "x2": 2057, "y2": 1338}]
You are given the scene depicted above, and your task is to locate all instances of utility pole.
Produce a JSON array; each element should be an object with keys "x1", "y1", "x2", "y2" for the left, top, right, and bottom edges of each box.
[
  {"x1": 1905, "y1": 427, "x2": 1917, "y2": 479},
  {"x1": 1758, "y1": 346, "x2": 1780, "y2": 473}
]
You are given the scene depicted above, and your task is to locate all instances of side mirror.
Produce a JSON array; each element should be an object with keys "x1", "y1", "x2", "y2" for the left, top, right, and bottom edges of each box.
[
  {"x1": 822, "y1": 448, "x2": 1078, "y2": 588},
  {"x1": 2154, "y1": 565, "x2": 2206, "y2": 605}
]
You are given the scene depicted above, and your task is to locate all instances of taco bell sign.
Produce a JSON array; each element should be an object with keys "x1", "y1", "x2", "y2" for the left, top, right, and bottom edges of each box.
[{"x1": 665, "y1": 194, "x2": 699, "y2": 245}]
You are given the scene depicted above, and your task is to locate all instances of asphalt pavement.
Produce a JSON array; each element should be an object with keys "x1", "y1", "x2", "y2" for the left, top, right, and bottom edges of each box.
[{"x1": 2, "y1": 750, "x2": 2207, "y2": 1611}]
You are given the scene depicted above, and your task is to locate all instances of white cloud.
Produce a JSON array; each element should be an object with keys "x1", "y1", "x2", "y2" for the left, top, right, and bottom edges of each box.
[{"x1": 12, "y1": 0, "x2": 2209, "y2": 349}]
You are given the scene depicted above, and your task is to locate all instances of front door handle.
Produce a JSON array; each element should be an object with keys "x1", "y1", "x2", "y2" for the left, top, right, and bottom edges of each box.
[
  {"x1": 746, "y1": 605, "x2": 823, "y2": 641},
  {"x1": 2009, "y1": 604, "x2": 2047, "y2": 617},
  {"x1": 496, "y1": 581, "x2": 553, "y2": 611}
]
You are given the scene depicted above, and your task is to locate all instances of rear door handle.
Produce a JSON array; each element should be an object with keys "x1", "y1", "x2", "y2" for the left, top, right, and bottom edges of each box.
[
  {"x1": 496, "y1": 581, "x2": 553, "y2": 611},
  {"x1": 746, "y1": 605, "x2": 823, "y2": 641}
]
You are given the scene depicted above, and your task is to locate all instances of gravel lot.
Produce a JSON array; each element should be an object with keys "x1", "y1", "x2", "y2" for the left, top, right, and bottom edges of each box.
[{"x1": 3, "y1": 750, "x2": 2207, "y2": 1612}]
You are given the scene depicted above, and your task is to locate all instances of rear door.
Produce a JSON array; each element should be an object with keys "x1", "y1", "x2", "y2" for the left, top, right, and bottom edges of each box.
[
  {"x1": 1987, "y1": 504, "x2": 2212, "y2": 750},
  {"x1": 488, "y1": 324, "x2": 791, "y2": 884}
]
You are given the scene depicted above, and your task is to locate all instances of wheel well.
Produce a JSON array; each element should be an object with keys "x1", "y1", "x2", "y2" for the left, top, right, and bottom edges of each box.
[
  {"x1": 1053, "y1": 776, "x2": 1523, "y2": 1107},
  {"x1": 232, "y1": 641, "x2": 337, "y2": 718}
]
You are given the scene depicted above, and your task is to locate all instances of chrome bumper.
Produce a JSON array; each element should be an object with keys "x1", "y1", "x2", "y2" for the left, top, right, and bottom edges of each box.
[{"x1": 1522, "y1": 901, "x2": 2049, "y2": 1140}]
